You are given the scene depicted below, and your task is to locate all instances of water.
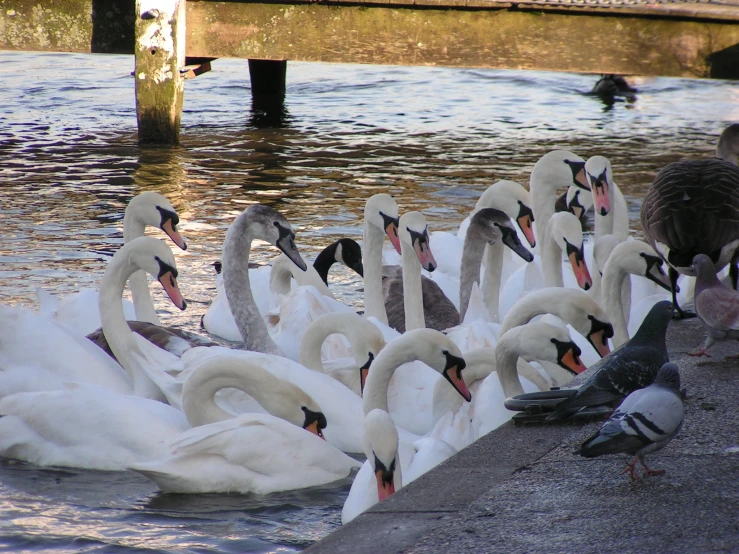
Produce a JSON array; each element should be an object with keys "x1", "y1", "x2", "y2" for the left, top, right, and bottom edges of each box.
[{"x1": 0, "y1": 50, "x2": 736, "y2": 552}]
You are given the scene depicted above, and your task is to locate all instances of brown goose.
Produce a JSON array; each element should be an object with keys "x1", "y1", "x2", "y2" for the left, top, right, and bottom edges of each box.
[
  {"x1": 640, "y1": 158, "x2": 739, "y2": 317},
  {"x1": 717, "y1": 123, "x2": 739, "y2": 165}
]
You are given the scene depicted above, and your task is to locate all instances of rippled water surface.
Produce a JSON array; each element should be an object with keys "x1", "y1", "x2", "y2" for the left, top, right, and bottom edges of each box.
[{"x1": 0, "y1": 50, "x2": 737, "y2": 552}]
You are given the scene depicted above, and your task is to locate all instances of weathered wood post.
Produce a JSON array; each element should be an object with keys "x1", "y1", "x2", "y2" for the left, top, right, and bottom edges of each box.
[{"x1": 134, "y1": 0, "x2": 186, "y2": 144}]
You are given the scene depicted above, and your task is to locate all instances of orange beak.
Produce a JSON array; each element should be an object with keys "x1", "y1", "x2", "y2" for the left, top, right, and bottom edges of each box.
[
  {"x1": 561, "y1": 347, "x2": 588, "y2": 374},
  {"x1": 161, "y1": 219, "x2": 187, "y2": 250},
  {"x1": 517, "y1": 214, "x2": 536, "y2": 248},
  {"x1": 568, "y1": 251, "x2": 592, "y2": 291},
  {"x1": 376, "y1": 470, "x2": 395, "y2": 501},
  {"x1": 158, "y1": 271, "x2": 187, "y2": 310},
  {"x1": 574, "y1": 167, "x2": 590, "y2": 190},
  {"x1": 385, "y1": 222, "x2": 402, "y2": 254},
  {"x1": 304, "y1": 420, "x2": 325, "y2": 440},
  {"x1": 588, "y1": 329, "x2": 611, "y2": 358},
  {"x1": 360, "y1": 367, "x2": 369, "y2": 396},
  {"x1": 592, "y1": 181, "x2": 611, "y2": 217},
  {"x1": 444, "y1": 366, "x2": 471, "y2": 402}
]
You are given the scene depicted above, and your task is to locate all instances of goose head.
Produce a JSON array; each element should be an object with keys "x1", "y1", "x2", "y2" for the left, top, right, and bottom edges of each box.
[
  {"x1": 608, "y1": 241, "x2": 672, "y2": 291},
  {"x1": 127, "y1": 191, "x2": 187, "y2": 250},
  {"x1": 471, "y1": 208, "x2": 534, "y2": 262},
  {"x1": 364, "y1": 409, "x2": 401, "y2": 501},
  {"x1": 244, "y1": 204, "x2": 307, "y2": 271},
  {"x1": 585, "y1": 156, "x2": 613, "y2": 217},
  {"x1": 532, "y1": 150, "x2": 589, "y2": 192},
  {"x1": 128, "y1": 236, "x2": 187, "y2": 310},
  {"x1": 334, "y1": 238, "x2": 364, "y2": 277},
  {"x1": 365, "y1": 194, "x2": 401, "y2": 254},
  {"x1": 476, "y1": 180, "x2": 536, "y2": 247},
  {"x1": 399, "y1": 212, "x2": 437, "y2": 272},
  {"x1": 517, "y1": 321, "x2": 588, "y2": 375},
  {"x1": 548, "y1": 212, "x2": 593, "y2": 290},
  {"x1": 566, "y1": 186, "x2": 594, "y2": 220},
  {"x1": 717, "y1": 123, "x2": 739, "y2": 165}
]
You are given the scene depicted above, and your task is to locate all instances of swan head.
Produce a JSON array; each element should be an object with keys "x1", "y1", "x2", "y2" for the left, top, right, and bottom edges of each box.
[
  {"x1": 517, "y1": 322, "x2": 587, "y2": 375},
  {"x1": 334, "y1": 238, "x2": 364, "y2": 277},
  {"x1": 476, "y1": 180, "x2": 536, "y2": 248},
  {"x1": 399, "y1": 212, "x2": 437, "y2": 272},
  {"x1": 471, "y1": 208, "x2": 534, "y2": 263},
  {"x1": 301, "y1": 406, "x2": 328, "y2": 439},
  {"x1": 127, "y1": 191, "x2": 187, "y2": 250},
  {"x1": 608, "y1": 241, "x2": 672, "y2": 291},
  {"x1": 585, "y1": 156, "x2": 613, "y2": 217},
  {"x1": 365, "y1": 194, "x2": 401, "y2": 254},
  {"x1": 244, "y1": 204, "x2": 307, "y2": 271},
  {"x1": 548, "y1": 212, "x2": 592, "y2": 290},
  {"x1": 125, "y1": 236, "x2": 187, "y2": 310},
  {"x1": 364, "y1": 409, "x2": 401, "y2": 501},
  {"x1": 565, "y1": 186, "x2": 593, "y2": 221},
  {"x1": 532, "y1": 150, "x2": 589, "y2": 192}
]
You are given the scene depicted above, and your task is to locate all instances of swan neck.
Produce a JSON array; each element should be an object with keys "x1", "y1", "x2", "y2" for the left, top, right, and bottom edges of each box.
[
  {"x1": 602, "y1": 264, "x2": 630, "y2": 347},
  {"x1": 313, "y1": 245, "x2": 337, "y2": 285},
  {"x1": 223, "y1": 213, "x2": 283, "y2": 356},
  {"x1": 364, "y1": 222, "x2": 388, "y2": 324},
  {"x1": 541, "y1": 229, "x2": 564, "y2": 288},
  {"x1": 299, "y1": 317, "x2": 346, "y2": 371},
  {"x1": 402, "y1": 243, "x2": 425, "y2": 331},
  {"x1": 123, "y1": 213, "x2": 160, "y2": 325},
  {"x1": 363, "y1": 343, "x2": 417, "y2": 416},
  {"x1": 495, "y1": 331, "x2": 526, "y2": 398},
  {"x1": 459, "y1": 231, "x2": 487, "y2": 321},
  {"x1": 481, "y1": 244, "x2": 503, "y2": 322}
]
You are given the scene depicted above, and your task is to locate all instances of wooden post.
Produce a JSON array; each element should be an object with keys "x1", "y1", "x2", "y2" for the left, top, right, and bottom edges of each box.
[
  {"x1": 134, "y1": 0, "x2": 186, "y2": 144},
  {"x1": 248, "y1": 59, "x2": 288, "y2": 127}
]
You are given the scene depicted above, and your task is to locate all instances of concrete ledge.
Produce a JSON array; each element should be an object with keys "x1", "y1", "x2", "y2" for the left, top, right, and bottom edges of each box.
[{"x1": 307, "y1": 317, "x2": 739, "y2": 553}]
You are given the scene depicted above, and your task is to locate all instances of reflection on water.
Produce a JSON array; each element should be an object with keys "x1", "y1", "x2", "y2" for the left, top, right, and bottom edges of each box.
[{"x1": 0, "y1": 50, "x2": 737, "y2": 551}]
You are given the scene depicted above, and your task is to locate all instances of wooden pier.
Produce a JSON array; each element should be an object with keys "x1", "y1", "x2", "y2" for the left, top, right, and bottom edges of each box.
[{"x1": 1, "y1": 0, "x2": 738, "y2": 143}]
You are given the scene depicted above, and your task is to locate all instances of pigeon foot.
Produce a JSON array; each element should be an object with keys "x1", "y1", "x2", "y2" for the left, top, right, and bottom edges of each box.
[{"x1": 688, "y1": 348, "x2": 711, "y2": 358}]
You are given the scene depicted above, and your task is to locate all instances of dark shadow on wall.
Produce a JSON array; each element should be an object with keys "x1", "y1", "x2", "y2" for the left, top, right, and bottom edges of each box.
[
  {"x1": 708, "y1": 43, "x2": 739, "y2": 80},
  {"x1": 91, "y1": 0, "x2": 135, "y2": 54}
]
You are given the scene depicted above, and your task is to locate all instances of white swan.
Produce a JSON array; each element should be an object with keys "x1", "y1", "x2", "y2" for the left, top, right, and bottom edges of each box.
[
  {"x1": 342, "y1": 328, "x2": 470, "y2": 524},
  {"x1": 0, "y1": 357, "x2": 325, "y2": 470},
  {"x1": 585, "y1": 155, "x2": 629, "y2": 241},
  {"x1": 431, "y1": 322, "x2": 586, "y2": 450},
  {"x1": 499, "y1": 287, "x2": 613, "y2": 363},
  {"x1": 130, "y1": 360, "x2": 360, "y2": 494},
  {"x1": 36, "y1": 192, "x2": 187, "y2": 336},
  {"x1": 299, "y1": 312, "x2": 386, "y2": 396}
]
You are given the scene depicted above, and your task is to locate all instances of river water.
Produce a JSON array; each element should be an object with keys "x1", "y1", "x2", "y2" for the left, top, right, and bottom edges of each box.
[{"x1": 0, "y1": 50, "x2": 736, "y2": 552}]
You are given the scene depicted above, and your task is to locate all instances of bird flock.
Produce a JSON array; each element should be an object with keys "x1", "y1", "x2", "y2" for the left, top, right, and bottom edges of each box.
[{"x1": 1, "y1": 127, "x2": 738, "y2": 525}]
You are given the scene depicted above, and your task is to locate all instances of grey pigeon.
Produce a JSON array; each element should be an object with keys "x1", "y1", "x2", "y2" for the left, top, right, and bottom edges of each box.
[
  {"x1": 578, "y1": 362, "x2": 684, "y2": 480},
  {"x1": 688, "y1": 254, "x2": 739, "y2": 358},
  {"x1": 547, "y1": 301, "x2": 673, "y2": 420}
]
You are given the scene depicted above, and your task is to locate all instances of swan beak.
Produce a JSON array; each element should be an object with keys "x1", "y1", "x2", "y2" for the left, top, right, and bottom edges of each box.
[
  {"x1": 646, "y1": 259, "x2": 673, "y2": 291},
  {"x1": 161, "y1": 219, "x2": 187, "y2": 251},
  {"x1": 414, "y1": 237, "x2": 437, "y2": 272},
  {"x1": 304, "y1": 420, "x2": 326, "y2": 440},
  {"x1": 569, "y1": 204, "x2": 583, "y2": 220},
  {"x1": 568, "y1": 250, "x2": 592, "y2": 291},
  {"x1": 375, "y1": 469, "x2": 396, "y2": 501},
  {"x1": 360, "y1": 367, "x2": 369, "y2": 396},
  {"x1": 503, "y1": 230, "x2": 534, "y2": 263},
  {"x1": 444, "y1": 365, "x2": 472, "y2": 402},
  {"x1": 158, "y1": 271, "x2": 187, "y2": 310},
  {"x1": 516, "y1": 214, "x2": 536, "y2": 248},
  {"x1": 574, "y1": 166, "x2": 590, "y2": 191},
  {"x1": 385, "y1": 222, "x2": 402, "y2": 255},
  {"x1": 588, "y1": 330, "x2": 611, "y2": 358},
  {"x1": 560, "y1": 347, "x2": 587, "y2": 374},
  {"x1": 592, "y1": 178, "x2": 611, "y2": 216},
  {"x1": 277, "y1": 235, "x2": 308, "y2": 272}
]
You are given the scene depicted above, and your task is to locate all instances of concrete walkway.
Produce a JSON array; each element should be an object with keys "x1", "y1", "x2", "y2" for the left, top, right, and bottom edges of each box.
[{"x1": 306, "y1": 317, "x2": 739, "y2": 554}]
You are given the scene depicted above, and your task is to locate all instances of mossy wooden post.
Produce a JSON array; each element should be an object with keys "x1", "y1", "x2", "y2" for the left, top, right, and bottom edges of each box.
[
  {"x1": 134, "y1": 0, "x2": 186, "y2": 144},
  {"x1": 248, "y1": 59, "x2": 288, "y2": 127}
]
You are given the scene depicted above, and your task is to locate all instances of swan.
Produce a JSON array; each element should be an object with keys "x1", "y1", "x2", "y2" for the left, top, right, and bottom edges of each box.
[
  {"x1": 499, "y1": 287, "x2": 613, "y2": 364},
  {"x1": 342, "y1": 328, "x2": 470, "y2": 524},
  {"x1": 0, "y1": 356, "x2": 326, "y2": 470},
  {"x1": 204, "y1": 238, "x2": 364, "y2": 342},
  {"x1": 383, "y1": 211, "x2": 459, "y2": 333},
  {"x1": 565, "y1": 184, "x2": 593, "y2": 223},
  {"x1": 0, "y1": 236, "x2": 186, "y2": 401},
  {"x1": 299, "y1": 312, "x2": 386, "y2": 396},
  {"x1": 36, "y1": 191, "x2": 187, "y2": 336},
  {"x1": 130, "y1": 362, "x2": 361, "y2": 494},
  {"x1": 601, "y1": 240, "x2": 672, "y2": 347},
  {"x1": 640, "y1": 158, "x2": 739, "y2": 316},
  {"x1": 584, "y1": 156, "x2": 629, "y2": 241},
  {"x1": 431, "y1": 322, "x2": 587, "y2": 450}
]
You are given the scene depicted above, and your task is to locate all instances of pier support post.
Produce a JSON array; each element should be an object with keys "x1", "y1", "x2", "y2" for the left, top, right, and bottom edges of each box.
[
  {"x1": 248, "y1": 59, "x2": 288, "y2": 127},
  {"x1": 134, "y1": 0, "x2": 186, "y2": 144}
]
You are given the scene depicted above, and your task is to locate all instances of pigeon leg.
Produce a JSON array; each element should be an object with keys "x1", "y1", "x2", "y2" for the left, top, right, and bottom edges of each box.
[
  {"x1": 731, "y1": 260, "x2": 738, "y2": 291},
  {"x1": 669, "y1": 267, "x2": 695, "y2": 319},
  {"x1": 638, "y1": 455, "x2": 665, "y2": 477},
  {"x1": 687, "y1": 347, "x2": 711, "y2": 358},
  {"x1": 621, "y1": 457, "x2": 641, "y2": 481}
]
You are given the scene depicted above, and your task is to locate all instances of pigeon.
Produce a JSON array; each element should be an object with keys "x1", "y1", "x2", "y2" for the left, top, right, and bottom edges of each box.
[
  {"x1": 578, "y1": 362, "x2": 684, "y2": 480},
  {"x1": 688, "y1": 254, "x2": 739, "y2": 358},
  {"x1": 547, "y1": 301, "x2": 673, "y2": 420}
]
